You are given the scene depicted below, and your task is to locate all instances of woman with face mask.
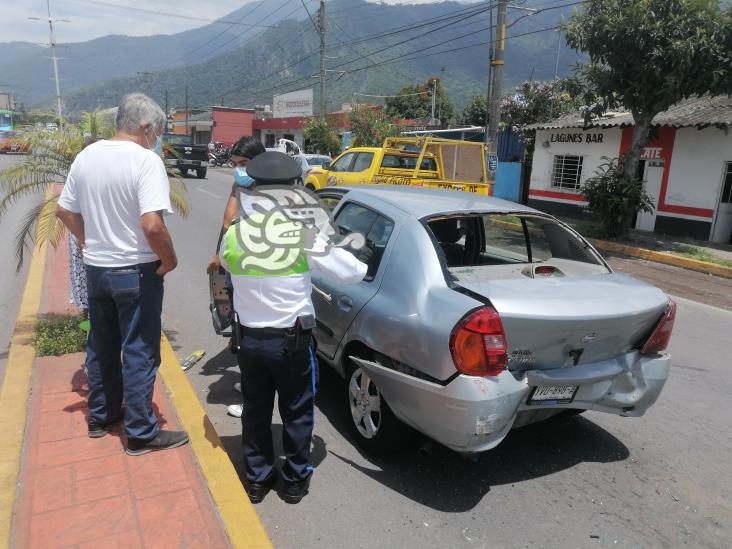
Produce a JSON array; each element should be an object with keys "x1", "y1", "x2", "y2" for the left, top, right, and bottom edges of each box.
[{"x1": 207, "y1": 136, "x2": 266, "y2": 274}]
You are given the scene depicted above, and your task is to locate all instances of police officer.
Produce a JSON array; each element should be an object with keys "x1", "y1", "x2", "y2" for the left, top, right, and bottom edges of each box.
[{"x1": 219, "y1": 151, "x2": 367, "y2": 504}]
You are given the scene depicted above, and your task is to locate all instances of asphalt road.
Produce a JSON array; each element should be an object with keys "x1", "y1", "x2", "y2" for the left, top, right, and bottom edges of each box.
[
  {"x1": 0, "y1": 154, "x2": 34, "y2": 385},
  {"x1": 162, "y1": 168, "x2": 732, "y2": 549}
]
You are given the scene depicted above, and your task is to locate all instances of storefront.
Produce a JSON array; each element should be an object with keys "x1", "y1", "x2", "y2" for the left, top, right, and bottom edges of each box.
[
  {"x1": 527, "y1": 96, "x2": 732, "y2": 244},
  {"x1": 253, "y1": 116, "x2": 306, "y2": 150}
]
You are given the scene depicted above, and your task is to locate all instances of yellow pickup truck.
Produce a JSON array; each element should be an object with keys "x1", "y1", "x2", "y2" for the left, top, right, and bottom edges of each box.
[{"x1": 304, "y1": 136, "x2": 494, "y2": 195}]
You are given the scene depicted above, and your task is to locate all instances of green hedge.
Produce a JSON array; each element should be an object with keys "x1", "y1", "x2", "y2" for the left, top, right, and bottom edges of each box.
[{"x1": 33, "y1": 315, "x2": 87, "y2": 357}]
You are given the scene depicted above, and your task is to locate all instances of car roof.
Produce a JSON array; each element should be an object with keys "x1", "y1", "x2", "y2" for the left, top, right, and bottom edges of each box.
[{"x1": 336, "y1": 185, "x2": 544, "y2": 219}]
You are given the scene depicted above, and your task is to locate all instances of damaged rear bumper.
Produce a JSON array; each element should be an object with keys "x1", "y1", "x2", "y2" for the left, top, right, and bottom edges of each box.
[{"x1": 353, "y1": 352, "x2": 670, "y2": 454}]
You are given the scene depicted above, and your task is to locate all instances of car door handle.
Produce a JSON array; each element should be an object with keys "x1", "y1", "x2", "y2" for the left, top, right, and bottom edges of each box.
[
  {"x1": 338, "y1": 295, "x2": 353, "y2": 311},
  {"x1": 312, "y1": 284, "x2": 332, "y2": 303}
]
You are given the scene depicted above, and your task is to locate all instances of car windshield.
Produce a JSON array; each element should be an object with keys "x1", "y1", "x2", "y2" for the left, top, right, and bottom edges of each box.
[
  {"x1": 163, "y1": 134, "x2": 193, "y2": 145},
  {"x1": 425, "y1": 213, "x2": 609, "y2": 280}
]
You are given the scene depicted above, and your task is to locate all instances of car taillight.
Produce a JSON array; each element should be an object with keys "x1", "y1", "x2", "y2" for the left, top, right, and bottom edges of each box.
[
  {"x1": 450, "y1": 307, "x2": 508, "y2": 376},
  {"x1": 640, "y1": 299, "x2": 676, "y2": 355}
]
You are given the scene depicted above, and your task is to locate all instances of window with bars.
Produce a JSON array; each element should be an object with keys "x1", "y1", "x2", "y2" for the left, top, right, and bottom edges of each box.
[
  {"x1": 551, "y1": 155, "x2": 584, "y2": 191},
  {"x1": 721, "y1": 162, "x2": 732, "y2": 204}
]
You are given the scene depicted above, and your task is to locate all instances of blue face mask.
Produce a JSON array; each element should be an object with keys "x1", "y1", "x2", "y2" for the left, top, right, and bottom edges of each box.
[
  {"x1": 153, "y1": 135, "x2": 162, "y2": 155},
  {"x1": 234, "y1": 166, "x2": 254, "y2": 188}
]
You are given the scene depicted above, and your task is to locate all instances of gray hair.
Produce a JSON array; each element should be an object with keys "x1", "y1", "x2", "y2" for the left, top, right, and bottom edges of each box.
[{"x1": 115, "y1": 93, "x2": 166, "y2": 133}]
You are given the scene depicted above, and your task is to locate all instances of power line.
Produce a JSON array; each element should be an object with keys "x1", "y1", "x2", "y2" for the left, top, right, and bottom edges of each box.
[
  {"x1": 301, "y1": 0, "x2": 319, "y2": 33},
  {"x1": 223, "y1": 0, "x2": 495, "y2": 99},
  {"x1": 198, "y1": 0, "x2": 583, "y2": 106},
  {"x1": 177, "y1": 0, "x2": 304, "y2": 64},
  {"x1": 66, "y1": 0, "x2": 299, "y2": 29},
  {"x1": 172, "y1": 0, "x2": 269, "y2": 64}
]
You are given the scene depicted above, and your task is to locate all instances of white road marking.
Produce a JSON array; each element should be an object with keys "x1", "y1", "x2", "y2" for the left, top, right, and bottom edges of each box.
[
  {"x1": 671, "y1": 294, "x2": 732, "y2": 317},
  {"x1": 194, "y1": 187, "x2": 221, "y2": 199}
]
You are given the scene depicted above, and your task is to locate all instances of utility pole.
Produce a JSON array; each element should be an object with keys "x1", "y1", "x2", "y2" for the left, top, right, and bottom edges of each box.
[
  {"x1": 318, "y1": 0, "x2": 326, "y2": 118},
  {"x1": 164, "y1": 89, "x2": 169, "y2": 132},
  {"x1": 185, "y1": 85, "x2": 189, "y2": 137},
  {"x1": 488, "y1": 0, "x2": 508, "y2": 147},
  {"x1": 430, "y1": 78, "x2": 437, "y2": 126},
  {"x1": 29, "y1": 0, "x2": 69, "y2": 127}
]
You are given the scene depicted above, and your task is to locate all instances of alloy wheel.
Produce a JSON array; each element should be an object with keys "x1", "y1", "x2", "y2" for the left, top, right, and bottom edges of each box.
[{"x1": 348, "y1": 367, "x2": 382, "y2": 439}]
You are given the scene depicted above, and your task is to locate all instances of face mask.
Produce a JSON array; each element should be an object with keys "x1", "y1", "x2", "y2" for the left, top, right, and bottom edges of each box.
[
  {"x1": 153, "y1": 135, "x2": 162, "y2": 155},
  {"x1": 234, "y1": 166, "x2": 254, "y2": 188}
]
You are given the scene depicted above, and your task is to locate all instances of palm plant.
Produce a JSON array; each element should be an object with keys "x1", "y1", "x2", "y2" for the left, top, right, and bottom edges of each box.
[{"x1": 0, "y1": 112, "x2": 189, "y2": 271}]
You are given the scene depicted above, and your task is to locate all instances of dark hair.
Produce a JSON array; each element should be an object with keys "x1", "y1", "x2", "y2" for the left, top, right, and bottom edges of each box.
[{"x1": 231, "y1": 136, "x2": 265, "y2": 159}]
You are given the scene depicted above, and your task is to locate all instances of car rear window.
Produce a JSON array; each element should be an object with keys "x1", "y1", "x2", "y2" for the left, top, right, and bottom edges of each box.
[
  {"x1": 425, "y1": 213, "x2": 608, "y2": 278},
  {"x1": 381, "y1": 154, "x2": 437, "y2": 171}
]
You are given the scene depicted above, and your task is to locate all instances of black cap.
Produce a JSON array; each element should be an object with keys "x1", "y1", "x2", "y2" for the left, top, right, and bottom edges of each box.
[{"x1": 246, "y1": 151, "x2": 301, "y2": 185}]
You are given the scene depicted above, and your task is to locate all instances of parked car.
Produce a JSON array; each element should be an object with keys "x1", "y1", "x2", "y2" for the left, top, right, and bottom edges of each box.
[
  {"x1": 208, "y1": 185, "x2": 674, "y2": 456},
  {"x1": 309, "y1": 186, "x2": 673, "y2": 455},
  {"x1": 293, "y1": 154, "x2": 332, "y2": 185},
  {"x1": 162, "y1": 133, "x2": 208, "y2": 178}
]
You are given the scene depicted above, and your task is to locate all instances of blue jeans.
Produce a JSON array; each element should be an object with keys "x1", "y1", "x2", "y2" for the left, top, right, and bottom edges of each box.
[{"x1": 85, "y1": 261, "x2": 164, "y2": 441}]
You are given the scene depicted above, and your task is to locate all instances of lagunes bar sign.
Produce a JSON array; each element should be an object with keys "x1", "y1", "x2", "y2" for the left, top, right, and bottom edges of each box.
[{"x1": 550, "y1": 132, "x2": 605, "y2": 144}]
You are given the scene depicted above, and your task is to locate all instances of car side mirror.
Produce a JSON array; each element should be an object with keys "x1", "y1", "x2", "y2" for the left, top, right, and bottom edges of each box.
[{"x1": 322, "y1": 162, "x2": 331, "y2": 171}]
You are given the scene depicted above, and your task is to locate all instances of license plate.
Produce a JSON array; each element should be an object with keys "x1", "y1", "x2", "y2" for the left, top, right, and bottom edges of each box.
[{"x1": 529, "y1": 384, "x2": 577, "y2": 404}]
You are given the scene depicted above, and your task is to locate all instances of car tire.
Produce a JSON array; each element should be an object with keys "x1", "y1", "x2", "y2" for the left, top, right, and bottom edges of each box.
[
  {"x1": 344, "y1": 361, "x2": 414, "y2": 456},
  {"x1": 226, "y1": 160, "x2": 235, "y2": 168},
  {"x1": 296, "y1": 177, "x2": 303, "y2": 186},
  {"x1": 305, "y1": 183, "x2": 316, "y2": 191},
  {"x1": 196, "y1": 168, "x2": 207, "y2": 179}
]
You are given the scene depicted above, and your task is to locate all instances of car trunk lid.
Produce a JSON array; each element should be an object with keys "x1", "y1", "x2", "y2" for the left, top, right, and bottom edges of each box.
[{"x1": 455, "y1": 273, "x2": 668, "y2": 370}]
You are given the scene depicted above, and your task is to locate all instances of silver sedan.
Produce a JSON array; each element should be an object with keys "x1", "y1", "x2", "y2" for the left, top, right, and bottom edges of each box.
[{"x1": 311, "y1": 185, "x2": 674, "y2": 455}]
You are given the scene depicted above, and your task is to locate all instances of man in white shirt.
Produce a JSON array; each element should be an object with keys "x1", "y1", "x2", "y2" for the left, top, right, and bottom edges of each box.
[{"x1": 56, "y1": 93, "x2": 189, "y2": 456}]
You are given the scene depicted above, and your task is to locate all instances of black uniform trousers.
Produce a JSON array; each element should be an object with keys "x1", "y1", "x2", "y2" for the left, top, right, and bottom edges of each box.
[{"x1": 238, "y1": 327, "x2": 316, "y2": 486}]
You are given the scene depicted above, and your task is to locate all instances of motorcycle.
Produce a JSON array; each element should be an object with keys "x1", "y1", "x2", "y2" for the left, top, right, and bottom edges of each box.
[{"x1": 209, "y1": 147, "x2": 234, "y2": 168}]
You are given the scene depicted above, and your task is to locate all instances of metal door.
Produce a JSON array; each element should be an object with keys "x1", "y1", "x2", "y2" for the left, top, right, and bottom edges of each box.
[
  {"x1": 712, "y1": 162, "x2": 732, "y2": 244},
  {"x1": 636, "y1": 163, "x2": 664, "y2": 232},
  {"x1": 311, "y1": 203, "x2": 393, "y2": 359}
]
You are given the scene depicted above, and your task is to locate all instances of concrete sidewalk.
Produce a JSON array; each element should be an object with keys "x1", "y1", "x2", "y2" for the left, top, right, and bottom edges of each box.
[{"x1": 5, "y1": 240, "x2": 264, "y2": 548}]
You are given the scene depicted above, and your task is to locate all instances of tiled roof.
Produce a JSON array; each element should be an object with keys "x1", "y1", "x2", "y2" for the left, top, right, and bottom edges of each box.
[{"x1": 526, "y1": 95, "x2": 732, "y2": 130}]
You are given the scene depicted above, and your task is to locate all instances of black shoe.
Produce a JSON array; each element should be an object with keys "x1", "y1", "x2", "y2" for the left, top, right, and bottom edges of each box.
[
  {"x1": 125, "y1": 430, "x2": 189, "y2": 456},
  {"x1": 282, "y1": 478, "x2": 310, "y2": 504},
  {"x1": 245, "y1": 472, "x2": 277, "y2": 504},
  {"x1": 88, "y1": 417, "x2": 121, "y2": 438}
]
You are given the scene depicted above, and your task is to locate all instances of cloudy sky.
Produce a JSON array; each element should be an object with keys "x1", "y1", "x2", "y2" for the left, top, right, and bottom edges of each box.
[{"x1": 2, "y1": 0, "x2": 464, "y2": 44}]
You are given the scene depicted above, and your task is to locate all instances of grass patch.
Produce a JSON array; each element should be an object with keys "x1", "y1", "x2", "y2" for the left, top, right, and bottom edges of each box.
[
  {"x1": 33, "y1": 314, "x2": 88, "y2": 356},
  {"x1": 672, "y1": 245, "x2": 732, "y2": 268}
]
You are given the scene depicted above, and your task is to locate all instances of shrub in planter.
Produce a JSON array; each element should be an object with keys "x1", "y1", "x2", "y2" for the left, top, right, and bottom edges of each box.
[{"x1": 581, "y1": 157, "x2": 653, "y2": 239}]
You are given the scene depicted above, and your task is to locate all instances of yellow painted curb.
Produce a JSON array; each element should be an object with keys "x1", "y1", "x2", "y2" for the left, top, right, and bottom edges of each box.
[
  {"x1": 589, "y1": 239, "x2": 732, "y2": 280},
  {"x1": 0, "y1": 240, "x2": 47, "y2": 548},
  {"x1": 158, "y1": 336, "x2": 273, "y2": 549}
]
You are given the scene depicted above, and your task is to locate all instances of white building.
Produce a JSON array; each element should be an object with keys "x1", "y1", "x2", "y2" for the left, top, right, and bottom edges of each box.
[{"x1": 527, "y1": 95, "x2": 732, "y2": 244}]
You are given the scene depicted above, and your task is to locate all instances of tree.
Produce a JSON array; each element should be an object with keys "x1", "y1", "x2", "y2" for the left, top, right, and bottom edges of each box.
[
  {"x1": 0, "y1": 119, "x2": 188, "y2": 270},
  {"x1": 303, "y1": 117, "x2": 340, "y2": 156},
  {"x1": 385, "y1": 77, "x2": 454, "y2": 126},
  {"x1": 461, "y1": 95, "x2": 488, "y2": 127},
  {"x1": 565, "y1": 0, "x2": 732, "y2": 190},
  {"x1": 348, "y1": 106, "x2": 399, "y2": 148},
  {"x1": 501, "y1": 79, "x2": 582, "y2": 155}
]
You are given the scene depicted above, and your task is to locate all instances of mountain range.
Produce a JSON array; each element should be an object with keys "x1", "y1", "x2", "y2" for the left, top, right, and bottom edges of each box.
[{"x1": 3, "y1": 0, "x2": 583, "y2": 118}]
